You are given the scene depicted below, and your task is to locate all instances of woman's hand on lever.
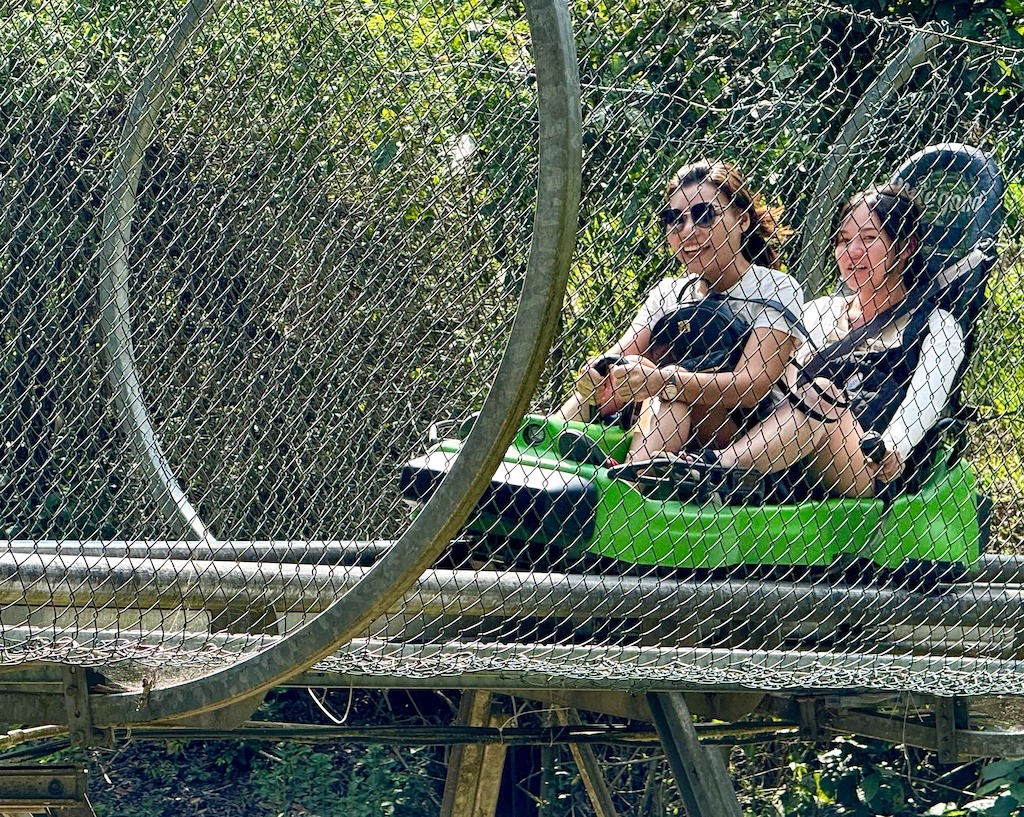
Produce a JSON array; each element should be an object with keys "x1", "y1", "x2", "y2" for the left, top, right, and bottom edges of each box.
[
  {"x1": 860, "y1": 432, "x2": 905, "y2": 484},
  {"x1": 573, "y1": 363, "x2": 604, "y2": 405},
  {"x1": 575, "y1": 355, "x2": 631, "y2": 417},
  {"x1": 609, "y1": 358, "x2": 675, "y2": 404},
  {"x1": 876, "y1": 449, "x2": 905, "y2": 483}
]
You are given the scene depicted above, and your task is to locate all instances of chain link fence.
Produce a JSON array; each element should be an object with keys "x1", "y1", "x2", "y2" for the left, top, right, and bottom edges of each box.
[{"x1": 3, "y1": 0, "x2": 1024, "y2": 702}]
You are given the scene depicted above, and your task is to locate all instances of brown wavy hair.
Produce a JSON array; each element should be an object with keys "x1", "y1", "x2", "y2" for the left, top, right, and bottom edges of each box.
[{"x1": 665, "y1": 160, "x2": 792, "y2": 267}]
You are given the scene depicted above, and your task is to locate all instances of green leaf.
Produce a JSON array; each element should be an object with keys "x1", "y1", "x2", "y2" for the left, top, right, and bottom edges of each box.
[
  {"x1": 371, "y1": 138, "x2": 400, "y2": 172},
  {"x1": 978, "y1": 780, "x2": 1007, "y2": 796},
  {"x1": 989, "y1": 794, "x2": 1020, "y2": 817},
  {"x1": 981, "y1": 759, "x2": 1020, "y2": 782},
  {"x1": 859, "y1": 771, "x2": 881, "y2": 804}
]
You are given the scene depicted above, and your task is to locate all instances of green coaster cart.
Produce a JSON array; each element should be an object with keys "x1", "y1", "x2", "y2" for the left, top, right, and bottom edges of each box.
[{"x1": 402, "y1": 144, "x2": 1004, "y2": 573}]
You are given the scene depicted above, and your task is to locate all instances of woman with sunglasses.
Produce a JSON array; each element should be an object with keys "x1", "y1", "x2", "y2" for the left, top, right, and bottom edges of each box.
[
  {"x1": 560, "y1": 160, "x2": 804, "y2": 464},
  {"x1": 699, "y1": 184, "x2": 964, "y2": 497}
]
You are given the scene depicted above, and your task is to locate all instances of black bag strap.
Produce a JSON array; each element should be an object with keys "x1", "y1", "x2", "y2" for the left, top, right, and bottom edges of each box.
[
  {"x1": 799, "y1": 292, "x2": 923, "y2": 383},
  {"x1": 665, "y1": 277, "x2": 808, "y2": 342},
  {"x1": 724, "y1": 295, "x2": 809, "y2": 344}
]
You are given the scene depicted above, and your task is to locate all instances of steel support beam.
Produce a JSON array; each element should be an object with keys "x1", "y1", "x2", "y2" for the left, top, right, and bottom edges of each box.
[
  {"x1": 647, "y1": 693, "x2": 742, "y2": 817},
  {"x1": 8, "y1": 541, "x2": 1024, "y2": 583}
]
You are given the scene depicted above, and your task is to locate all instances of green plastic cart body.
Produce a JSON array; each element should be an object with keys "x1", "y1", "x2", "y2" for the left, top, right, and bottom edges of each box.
[{"x1": 403, "y1": 414, "x2": 982, "y2": 571}]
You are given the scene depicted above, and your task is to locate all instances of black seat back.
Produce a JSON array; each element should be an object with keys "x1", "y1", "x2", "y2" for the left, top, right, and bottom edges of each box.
[
  {"x1": 887, "y1": 145, "x2": 1004, "y2": 482},
  {"x1": 889, "y1": 143, "x2": 1004, "y2": 351}
]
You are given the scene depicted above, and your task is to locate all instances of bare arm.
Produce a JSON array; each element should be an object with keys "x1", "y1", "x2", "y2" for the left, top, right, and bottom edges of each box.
[
  {"x1": 609, "y1": 327, "x2": 798, "y2": 410},
  {"x1": 682, "y1": 327, "x2": 799, "y2": 409},
  {"x1": 605, "y1": 325, "x2": 653, "y2": 360}
]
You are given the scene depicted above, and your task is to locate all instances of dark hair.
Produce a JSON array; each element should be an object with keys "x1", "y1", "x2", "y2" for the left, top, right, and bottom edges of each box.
[
  {"x1": 665, "y1": 160, "x2": 791, "y2": 267},
  {"x1": 834, "y1": 183, "x2": 925, "y2": 290}
]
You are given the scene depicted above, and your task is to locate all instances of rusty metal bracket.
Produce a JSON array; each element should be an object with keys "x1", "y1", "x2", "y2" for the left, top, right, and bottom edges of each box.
[
  {"x1": 63, "y1": 666, "x2": 113, "y2": 748},
  {"x1": 0, "y1": 764, "x2": 93, "y2": 813}
]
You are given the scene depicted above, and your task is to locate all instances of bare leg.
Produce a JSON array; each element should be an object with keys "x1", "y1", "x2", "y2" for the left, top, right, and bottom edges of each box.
[
  {"x1": 812, "y1": 410, "x2": 875, "y2": 498},
  {"x1": 687, "y1": 402, "x2": 740, "y2": 448},
  {"x1": 716, "y1": 379, "x2": 877, "y2": 498},
  {"x1": 627, "y1": 398, "x2": 692, "y2": 462},
  {"x1": 716, "y1": 400, "x2": 820, "y2": 473},
  {"x1": 627, "y1": 399, "x2": 744, "y2": 465}
]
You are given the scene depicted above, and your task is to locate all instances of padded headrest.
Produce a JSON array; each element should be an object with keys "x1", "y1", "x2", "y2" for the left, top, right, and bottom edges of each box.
[
  {"x1": 888, "y1": 144, "x2": 1003, "y2": 340},
  {"x1": 889, "y1": 143, "x2": 1004, "y2": 277}
]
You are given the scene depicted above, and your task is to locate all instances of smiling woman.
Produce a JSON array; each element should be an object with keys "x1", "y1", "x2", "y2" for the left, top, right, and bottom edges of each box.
[
  {"x1": 712, "y1": 184, "x2": 965, "y2": 498},
  {"x1": 557, "y1": 160, "x2": 805, "y2": 465}
]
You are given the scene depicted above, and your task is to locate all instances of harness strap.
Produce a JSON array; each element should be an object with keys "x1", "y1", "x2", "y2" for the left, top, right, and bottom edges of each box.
[
  {"x1": 789, "y1": 294, "x2": 937, "y2": 430},
  {"x1": 799, "y1": 296, "x2": 917, "y2": 384},
  {"x1": 787, "y1": 389, "x2": 842, "y2": 424}
]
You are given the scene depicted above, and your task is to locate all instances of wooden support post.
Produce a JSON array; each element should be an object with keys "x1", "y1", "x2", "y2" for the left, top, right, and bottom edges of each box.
[
  {"x1": 935, "y1": 696, "x2": 968, "y2": 764},
  {"x1": 539, "y1": 739, "x2": 555, "y2": 817},
  {"x1": 440, "y1": 691, "x2": 507, "y2": 817},
  {"x1": 647, "y1": 693, "x2": 742, "y2": 817},
  {"x1": 556, "y1": 709, "x2": 619, "y2": 817}
]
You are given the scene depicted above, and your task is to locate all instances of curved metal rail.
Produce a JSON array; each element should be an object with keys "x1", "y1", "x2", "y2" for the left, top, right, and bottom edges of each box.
[
  {"x1": 97, "y1": 0, "x2": 225, "y2": 542},
  {"x1": 90, "y1": 0, "x2": 582, "y2": 726},
  {"x1": 796, "y1": 32, "x2": 940, "y2": 291}
]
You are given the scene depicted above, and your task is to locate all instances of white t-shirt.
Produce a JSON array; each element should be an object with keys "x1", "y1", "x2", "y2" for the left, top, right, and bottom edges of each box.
[
  {"x1": 628, "y1": 265, "x2": 806, "y2": 345},
  {"x1": 798, "y1": 295, "x2": 966, "y2": 458}
]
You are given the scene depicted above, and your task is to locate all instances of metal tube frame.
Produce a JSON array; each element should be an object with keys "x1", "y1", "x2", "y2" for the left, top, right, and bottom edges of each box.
[
  {"x1": 98, "y1": 0, "x2": 224, "y2": 542},
  {"x1": 90, "y1": 0, "x2": 581, "y2": 726}
]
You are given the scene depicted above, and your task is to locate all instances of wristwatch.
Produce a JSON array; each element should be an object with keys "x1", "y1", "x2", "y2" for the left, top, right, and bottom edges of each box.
[{"x1": 661, "y1": 372, "x2": 681, "y2": 402}]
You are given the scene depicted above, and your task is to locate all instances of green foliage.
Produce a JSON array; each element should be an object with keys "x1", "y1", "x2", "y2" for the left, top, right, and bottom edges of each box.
[
  {"x1": 243, "y1": 742, "x2": 436, "y2": 816},
  {"x1": 962, "y1": 758, "x2": 1024, "y2": 816},
  {"x1": 838, "y1": 0, "x2": 1024, "y2": 37},
  {"x1": 248, "y1": 743, "x2": 341, "y2": 815},
  {"x1": 737, "y1": 738, "x2": 1004, "y2": 817},
  {"x1": 4, "y1": 0, "x2": 1024, "y2": 541},
  {"x1": 74, "y1": 738, "x2": 441, "y2": 817},
  {"x1": 0, "y1": 0, "x2": 545, "y2": 539}
]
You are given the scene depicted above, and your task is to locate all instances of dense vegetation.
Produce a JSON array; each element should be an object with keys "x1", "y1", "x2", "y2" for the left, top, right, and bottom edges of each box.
[
  {"x1": 33, "y1": 690, "x2": 1024, "y2": 816},
  {"x1": 4, "y1": 0, "x2": 1024, "y2": 543},
  {"x1": 5, "y1": 0, "x2": 1024, "y2": 814}
]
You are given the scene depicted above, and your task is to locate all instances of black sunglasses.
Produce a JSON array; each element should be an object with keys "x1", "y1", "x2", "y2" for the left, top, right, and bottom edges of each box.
[{"x1": 657, "y1": 203, "x2": 722, "y2": 230}]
